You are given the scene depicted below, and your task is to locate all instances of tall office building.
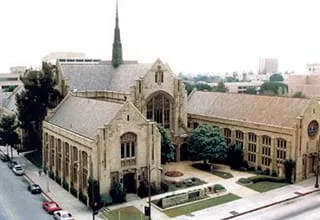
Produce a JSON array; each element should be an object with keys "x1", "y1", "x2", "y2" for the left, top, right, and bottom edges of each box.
[{"x1": 258, "y1": 58, "x2": 278, "y2": 74}]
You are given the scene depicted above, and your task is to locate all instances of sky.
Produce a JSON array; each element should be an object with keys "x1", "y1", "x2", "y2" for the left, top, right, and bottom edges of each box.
[{"x1": 1, "y1": 0, "x2": 320, "y2": 75}]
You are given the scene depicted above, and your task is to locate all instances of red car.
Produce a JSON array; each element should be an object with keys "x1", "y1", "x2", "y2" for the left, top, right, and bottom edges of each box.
[{"x1": 42, "y1": 201, "x2": 62, "y2": 214}]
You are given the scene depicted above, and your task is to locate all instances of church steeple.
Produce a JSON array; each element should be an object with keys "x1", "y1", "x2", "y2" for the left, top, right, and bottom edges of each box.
[{"x1": 112, "y1": 0, "x2": 123, "y2": 68}]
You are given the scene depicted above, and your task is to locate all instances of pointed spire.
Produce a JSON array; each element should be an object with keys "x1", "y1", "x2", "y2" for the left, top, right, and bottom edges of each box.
[{"x1": 112, "y1": 0, "x2": 123, "y2": 68}]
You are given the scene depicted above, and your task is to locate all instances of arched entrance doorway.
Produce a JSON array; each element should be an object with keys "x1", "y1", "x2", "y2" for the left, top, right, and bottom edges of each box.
[
  {"x1": 180, "y1": 143, "x2": 189, "y2": 161},
  {"x1": 123, "y1": 173, "x2": 136, "y2": 193}
]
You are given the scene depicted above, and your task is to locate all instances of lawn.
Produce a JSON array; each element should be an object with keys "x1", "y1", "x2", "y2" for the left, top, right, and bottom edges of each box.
[
  {"x1": 164, "y1": 193, "x2": 241, "y2": 217},
  {"x1": 245, "y1": 181, "x2": 288, "y2": 192},
  {"x1": 103, "y1": 206, "x2": 145, "y2": 220}
]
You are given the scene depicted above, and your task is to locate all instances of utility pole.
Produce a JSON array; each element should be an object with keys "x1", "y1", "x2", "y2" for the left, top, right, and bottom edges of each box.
[{"x1": 315, "y1": 140, "x2": 319, "y2": 188}]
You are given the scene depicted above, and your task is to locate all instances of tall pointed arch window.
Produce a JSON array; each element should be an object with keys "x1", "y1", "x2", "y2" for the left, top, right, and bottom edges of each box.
[{"x1": 146, "y1": 93, "x2": 172, "y2": 129}]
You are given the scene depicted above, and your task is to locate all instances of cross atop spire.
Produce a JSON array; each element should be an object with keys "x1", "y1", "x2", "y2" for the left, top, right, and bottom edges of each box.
[{"x1": 112, "y1": 0, "x2": 123, "y2": 68}]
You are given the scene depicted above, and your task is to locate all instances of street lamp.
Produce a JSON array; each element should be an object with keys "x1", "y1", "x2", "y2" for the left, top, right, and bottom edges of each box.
[
  {"x1": 315, "y1": 140, "x2": 319, "y2": 188},
  {"x1": 147, "y1": 165, "x2": 162, "y2": 220}
]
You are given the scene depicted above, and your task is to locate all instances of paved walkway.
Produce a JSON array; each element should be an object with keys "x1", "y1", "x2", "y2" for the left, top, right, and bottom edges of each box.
[{"x1": 0, "y1": 146, "x2": 104, "y2": 220}]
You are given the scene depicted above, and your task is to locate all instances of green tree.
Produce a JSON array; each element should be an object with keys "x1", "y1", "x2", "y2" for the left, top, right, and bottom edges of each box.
[
  {"x1": 156, "y1": 124, "x2": 175, "y2": 164},
  {"x1": 292, "y1": 91, "x2": 306, "y2": 98},
  {"x1": 260, "y1": 82, "x2": 287, "y2": 96},
  {"x1": 284, "y1": 159, "x2": 296, "y2": 183},
  {"x1": 16, "y1": 62, "x2": 60, "y2": 149},
  {"x1": 109, "y1": 182, "x2": 126, "y2": 204},
  {"x1": 269, "y1": 73, "x2": 284, "y2": 82},
  {"x1": 214, "y1": 82, "x2": 228, "y2": 92},
  {"x1": 226, "y1": 144, "x2": 243, "y2": 169},
  {"x1": 183, "y1": 82, "x2": 195, "y2": 95},
  {"x1": 188, "y1": 124, "x2": 227, "y2": 165},
  {"x1": 0, "y1": 114, "x2": 20, "y2": 158},
  {"x1": 244, "y1": 87, "x2": 258, "y2": 94}
]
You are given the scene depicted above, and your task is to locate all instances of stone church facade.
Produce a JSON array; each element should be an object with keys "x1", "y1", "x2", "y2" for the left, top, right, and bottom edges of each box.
[{"x1": 188, "y1": 91, "x2": 320, "y2": 181}]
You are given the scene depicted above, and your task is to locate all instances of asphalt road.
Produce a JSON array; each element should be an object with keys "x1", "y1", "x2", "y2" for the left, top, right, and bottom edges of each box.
[
  {"x1": 0, "y1": 159, "x2": 52, "y2": 220},
  {"x1": 234, "y1": 192, "x2": 320, "y2": 220}
]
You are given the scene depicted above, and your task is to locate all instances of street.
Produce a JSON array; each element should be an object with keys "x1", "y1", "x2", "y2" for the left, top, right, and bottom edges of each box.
[
  {"x1": 0, "y1": 158, "x2": 52, "y2": 220},
  {"x1": 234, "y1": 192, "x2": 320, "y2": 220}
]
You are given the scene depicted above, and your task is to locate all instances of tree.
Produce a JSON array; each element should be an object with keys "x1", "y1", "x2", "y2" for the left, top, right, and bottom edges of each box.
[
  {"x1": 269, "y1": 73, "x2": 284, "y2": 82},
  {"x1": 109, "y1": 182, "x2": 126, "y2": 204},
  {"x1": 188, "y1": 124, "x2": 227, "y2": 165},
  {"x1": 244, "y1": 87, "x2": 258, "y2": 94},
  {"x1": 214, "y1": 82, "x2": 228, "y2": 92},
  {"x1": 292, "y1": 91, "x2": 306, "y2": 98},
  {"x1": 260, "y1": 82, "x2": 287, "y2": 96},
  {"x1": 156, "y1": 124, "x2": 175, "y2": 164},
  {"x1": 284, "y1": 159, "x2": 296, "y2": 183},
  {"x1": 0, "y1": 114, "x2": 20, "y2": 158},
  {"x1": 16, "y1": 62, "x2": 60, "y2": 149},
  {"x1": 226, "y1": 144, "x2": 244, "y2": 169}
]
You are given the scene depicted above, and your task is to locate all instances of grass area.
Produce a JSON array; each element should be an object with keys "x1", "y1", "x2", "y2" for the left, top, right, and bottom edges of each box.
[
  {"x1": 164, "y1": 193, "x2": 241, "y2": 217},
  {"x1": 103, "y1": 206, "x2": 145, "y2": 220},
  {"x1": 245, "y1": 181, "x2": 288, "y2": 192},
  {"x1": 24, "y1": 150, "x2": 42, "y2": 168},
  {"x1": 211, "y1": 170, "x2": 233, "y2": 179}
]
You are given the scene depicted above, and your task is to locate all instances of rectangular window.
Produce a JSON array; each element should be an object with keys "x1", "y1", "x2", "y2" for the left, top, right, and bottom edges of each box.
[
  {"x1": 121, "y1": 143, "x2": 125, "y2": 158},
  {"x1": 126, "y1": 143, "x2": 130, "y2": 157},
  {"x1": 131, "y1": 142, "x2": 135, "y2": 157}
]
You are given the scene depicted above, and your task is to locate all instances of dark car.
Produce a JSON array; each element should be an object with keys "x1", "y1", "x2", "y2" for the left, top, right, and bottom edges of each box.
[
  {"x1": 28, "y1": 184, "x2": 41, "y2": 194},
  {"x1": 0, "y1": 154, "x2": 10, "y2": 162},
  {"x1": 8, "y1": 160, "x2": 18, "y2": 169}
]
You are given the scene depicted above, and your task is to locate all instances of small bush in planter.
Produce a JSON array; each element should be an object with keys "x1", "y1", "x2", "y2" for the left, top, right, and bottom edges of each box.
[
  {"x1": 79, "y1": 191, "x2": 87, "y2": 205},
  {"x1": 238, "y1": 178, "x2": 251, "y2": 184},
  {"x1": 271, "y1": 170, "x2": 278, "y2": 177},
  {"x1": 213, "y1": 184, "x2": 225, "y2": 192},
  {"x1": 137, "y1": 181, "x2": 148, "y2": 198},
  {"x1": 43, "y1": 166, "x2": 48, "y2": 175},
  {"x1": 49, "y1": 170, "x2": 55, "y2": 180},
  {"x1": 63, "y1": 179, "x2": 69, "y2": 191},
  {"x1": 100, "y1": 194, "x2": 113, "y2": 206},
  {"x1": 160, "y1": 181, "x2": 169, "y2": 192},
  {"x1": 55, "y1": 176, "x2": 62, "y2": 185},
  {"x1": 257, "y1": 166, "x2": 262, "y2": 171},
  {"x1": 71, "y1": 187, "x2": 78, "y2": 198}
]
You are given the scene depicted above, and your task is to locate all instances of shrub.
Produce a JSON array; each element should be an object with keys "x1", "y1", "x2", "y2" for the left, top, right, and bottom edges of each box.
[
  {"x1": 49, "y1": 170, "x2": 55, "y2": 180},
  {"x1": 137, "y1": 181, "x2": 148, "y2": 198},
  {"x1": 70, "y1": 187, "x2": 78, "y2": 198},
  {"x1": 248, "y1": 175, "x2": 286, "y2": 183},
  {"x1": 257, "y1": 166, "x2": 262, "y2": 171},
  {"x1": 192, "y1": 162, "x2": 211, "y2": 171},
  {"x1": 62, "y1": 178, "x2": 69, "y2": 191},
  {"x1": 262, "y1": 168, "x2": 270, "y2": 176},
  {"x1": 271, "y1": 170, "x2": 278, "y2": 177},
  {"x1": 100, "y1": 194, "x2": 113, "y2": 206},
  {"x1": 160, "y1": 181, "x2": 169, "y2": 192},
  {"x1": 248, "y1": 166, "x2": 256, "y2": 172},
  {"x1": 150, "y1": 182, "x2": 160, "y2": 195},
  {"x1": 191, "y1": 177, "x2": 200, "y2": 182},
  {"x1": 79, "y1": 191, "x2": 87, "y2": 205},
  {"x1": 284, "y1": 159, "x2": 296, "y2": 183},
  {"x1": 176, "y1": 182, "x2": 182, "y2": 187},
  {"x1": 55, "y1": 176, "x2": 62, "y2": 185},
  {"x1": 213, "y1": 184, "x2": 225, "y2": 192},
  {"x1": 43, "y1": 166, "x2": 48, "y2": 175},
  {"x1": 238, "y1": 178, "x2": 251, "y2": 184},
  {"x1": 109, "y1": 182, "x2": 126, "y2": 204}
]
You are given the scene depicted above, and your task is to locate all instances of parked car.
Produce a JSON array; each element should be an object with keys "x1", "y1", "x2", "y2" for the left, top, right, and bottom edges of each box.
[
  {"x1": 53, "y1": 210, "x2": 74, "y2": 220},
  {"x1": 28, "y1": 184, "x2": 41, "y2": 194},
  {"x1": 42, "y1": 201, "x2": 62, "y2": 214},
  {"x1": 12, "y1": 165, "x2": 24, "y2": 175},
  {"x1": 8, "y1": 160, "x2": 18, "y2": 169},
  {"x1": 0, "y1": 154, "x2": 10, "y2": 162}
]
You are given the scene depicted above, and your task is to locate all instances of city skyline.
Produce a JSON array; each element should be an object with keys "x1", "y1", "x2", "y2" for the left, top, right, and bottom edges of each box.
[{"x1": 1, "y1": 0, "x2": 320, "y2": 74}]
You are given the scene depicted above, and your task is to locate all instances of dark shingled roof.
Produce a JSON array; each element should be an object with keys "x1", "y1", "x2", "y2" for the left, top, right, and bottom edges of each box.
[
  {"x1": 60, "y1": 62, "x2": 152, "y2": 93},
  {"x1": 188, "y1": 91, "x2": 311, "y2": 128},
  {"x1": 48, "y1": 95, "x2": 123, "y2": 138}
]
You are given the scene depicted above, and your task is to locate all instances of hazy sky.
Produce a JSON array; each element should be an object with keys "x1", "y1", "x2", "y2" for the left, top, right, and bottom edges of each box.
[{"x1": 1, "y1": 0, "x2": 320, "y2": 74}]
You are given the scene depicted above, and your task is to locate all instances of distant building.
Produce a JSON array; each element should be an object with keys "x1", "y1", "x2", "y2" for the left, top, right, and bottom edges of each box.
[
  {"x1": 42, "y1": 52, "x2": 86, "y2": 65},
  {"x1": 307, "y1": 63, "x2": 320, "y2": 73},
  {"x1": 259, "y1": 58, "x2": 278, "y2": 74},
  {"x1": 288, "y1": 73, "x2": 320, "y2": 99}
]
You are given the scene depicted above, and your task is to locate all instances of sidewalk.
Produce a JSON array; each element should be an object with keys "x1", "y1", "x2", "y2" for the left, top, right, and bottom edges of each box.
[{"x1": 0, "y1": 146, "x2": 104, "y2": 220}]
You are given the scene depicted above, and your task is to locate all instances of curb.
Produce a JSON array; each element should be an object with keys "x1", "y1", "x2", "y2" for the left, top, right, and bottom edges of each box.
[
  {"x1": 24, "y1": 173, "x2": 53, "y2": 202},
  {"x1": 221, "y1": 189, "x2": 320, "y2": 219}
]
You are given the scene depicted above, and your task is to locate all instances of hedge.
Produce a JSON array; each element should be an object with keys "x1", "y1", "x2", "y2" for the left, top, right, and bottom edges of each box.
[{"x1": 248, "y1": 175, "x2": 286, "y2": 183}]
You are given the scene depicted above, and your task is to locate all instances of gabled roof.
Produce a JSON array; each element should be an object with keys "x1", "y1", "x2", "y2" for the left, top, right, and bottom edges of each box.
[
  {"x1": 48, "y1": 95, "x2": 123, "y2": 138},
  {"x1": 188, "y1": 91, "x2": 312, "y2": 128},
  {"x1": 60, "y1": 62, "x2": 152, "y2": 93}
]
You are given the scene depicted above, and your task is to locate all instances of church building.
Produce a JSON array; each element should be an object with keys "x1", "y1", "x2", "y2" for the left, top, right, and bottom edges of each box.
[{"x1": 42, "y1": 2, "x2": 188, "y2": 202}]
